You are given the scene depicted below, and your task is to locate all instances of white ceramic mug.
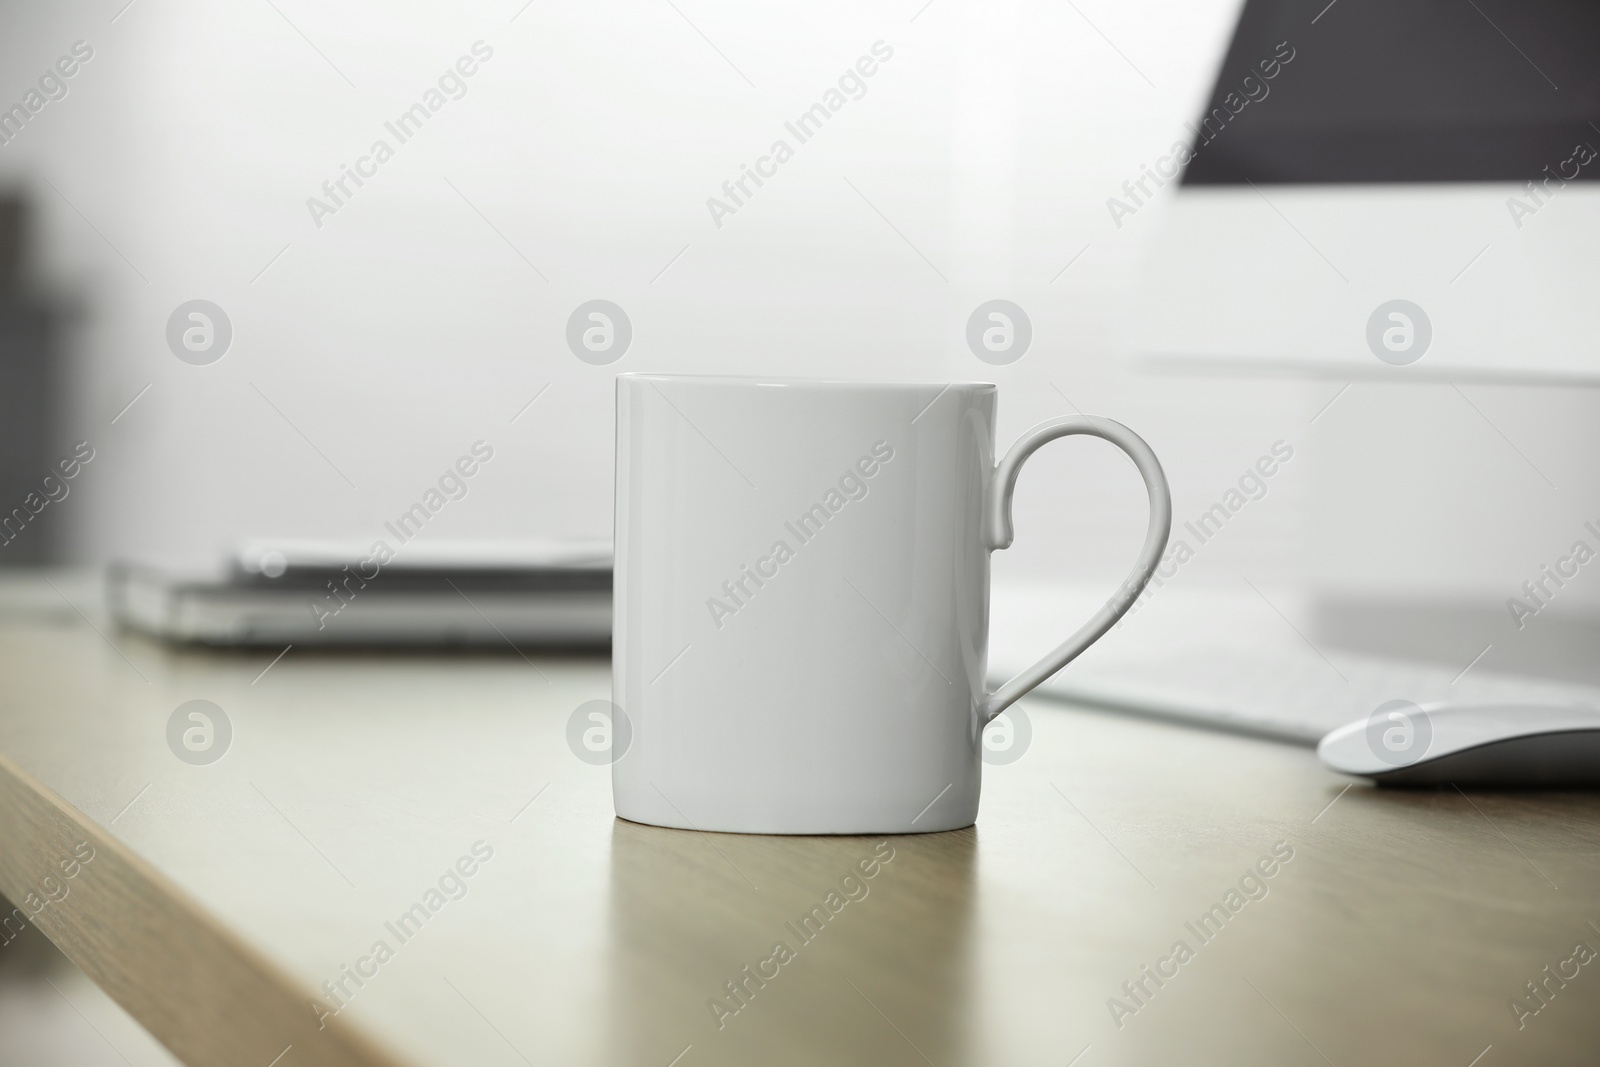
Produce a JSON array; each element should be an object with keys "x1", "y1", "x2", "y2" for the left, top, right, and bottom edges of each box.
[{"x1": 612, "y1": 375, "x2": 1170, "y2": 834}]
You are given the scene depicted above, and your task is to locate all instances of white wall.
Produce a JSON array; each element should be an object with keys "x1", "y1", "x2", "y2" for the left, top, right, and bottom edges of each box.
[{"x1": 6, "y1": 0, "x2": 1330, "y2": 595}]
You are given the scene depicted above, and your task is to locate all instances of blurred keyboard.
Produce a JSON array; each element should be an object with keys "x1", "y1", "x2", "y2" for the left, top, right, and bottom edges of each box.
[
  {"x1": 989, "y1": 582, "x2": 1600, "y2": 745},
  {"x1": 1026, "y1": 644, "x2": 1600, "y2": 744}
]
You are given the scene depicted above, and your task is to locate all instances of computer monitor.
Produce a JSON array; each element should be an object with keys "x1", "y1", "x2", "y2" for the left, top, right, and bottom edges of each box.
[{"x1": 1132, "y1": 0, "x2": 1600, "y2": 382}]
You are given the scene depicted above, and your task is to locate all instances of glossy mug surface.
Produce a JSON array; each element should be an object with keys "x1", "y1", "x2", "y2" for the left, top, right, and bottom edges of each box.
[{"x1": 613, "y1": 375, "x2": 1170, "y2": 834}]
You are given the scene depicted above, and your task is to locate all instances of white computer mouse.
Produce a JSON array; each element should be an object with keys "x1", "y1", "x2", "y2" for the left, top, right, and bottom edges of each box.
[{"x1": 1317, "y1": 702, "x2": 1600, "y2": 787}]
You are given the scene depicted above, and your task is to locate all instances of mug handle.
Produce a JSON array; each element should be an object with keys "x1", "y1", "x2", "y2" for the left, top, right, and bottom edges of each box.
[{"x1": 980, "y1": 415, "x2": 1172, "y2": 723}]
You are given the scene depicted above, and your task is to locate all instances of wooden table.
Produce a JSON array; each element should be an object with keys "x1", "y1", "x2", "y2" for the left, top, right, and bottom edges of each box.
[{"x1": 1, "y1": 573, "x2": 1598, "y2": 1066}]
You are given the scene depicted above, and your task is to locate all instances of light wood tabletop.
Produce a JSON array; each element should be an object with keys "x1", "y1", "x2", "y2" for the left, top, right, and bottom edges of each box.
[{"x1": 1, "y1": 572, "x2": 1598, "y2": 1066}]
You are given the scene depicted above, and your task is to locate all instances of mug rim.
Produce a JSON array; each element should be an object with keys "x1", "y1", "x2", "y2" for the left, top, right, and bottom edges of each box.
[{"x1": 618, "y1": 372, "x2": 996, "y2": 391}]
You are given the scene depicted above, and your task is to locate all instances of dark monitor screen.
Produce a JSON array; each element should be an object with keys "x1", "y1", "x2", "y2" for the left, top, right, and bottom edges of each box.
[{"x1": 1181, "y1": 0, "x2": 1600, "y2": 184}]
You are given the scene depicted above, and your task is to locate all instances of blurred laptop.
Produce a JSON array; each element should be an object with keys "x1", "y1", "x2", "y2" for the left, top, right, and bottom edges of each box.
[{"x1": 111, "y1": 540, "x2": 611, "y2": 647}]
